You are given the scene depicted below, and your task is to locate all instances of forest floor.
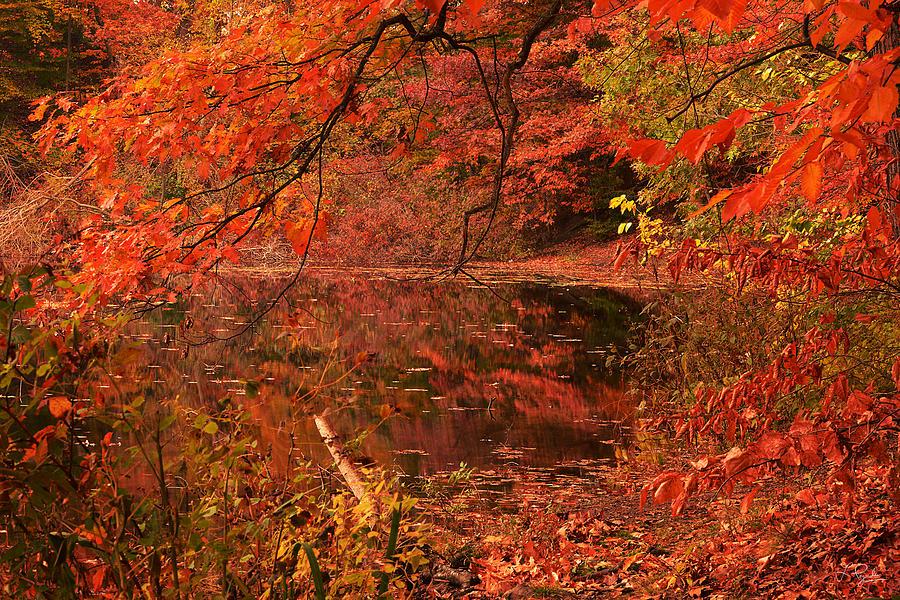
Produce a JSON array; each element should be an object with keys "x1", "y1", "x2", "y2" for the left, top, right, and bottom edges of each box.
[
  {"x1": 414, "y1": 448, "x2": 899, "y2": 600},
  {"x1": 473, "y1": 236, "x2": 680, "y2": 293},
  {"x1": 414, "y1": 455, "x2": 704, "y2": 600},
  {"x1": 276, "y1": 235, "x2": 704, "y2": 302}
]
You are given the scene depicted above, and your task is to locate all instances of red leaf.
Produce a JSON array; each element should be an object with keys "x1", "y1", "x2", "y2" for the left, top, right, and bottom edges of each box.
[
  {"x1": 780, "y1": 445, "x2": 801, "y2": 466},
  {"x1": 831, "y1": 375, "x2": 849, "y2": 401},
  {"x1": 723, "y1": 447, "x2": 752, "y2": 477},
  {"x1": 420, "y1": 0, "x2": 446, "y2": 13},
  {"x1": 831, "y1": 468, "x2": 855, "y2": 490},
  {"x1": 795, "y1": 488, "x2": 816, "y2": 506},
  {"x1": 822, "y1": 431, "x2": 844, "y2": 464},
  {"x1": 740, "y1": 486, "x2": 761, "y2": 514},
  {"x1": 810, "y1": 18, "x2": 829, "y2": 46},
  {"x1": 628, "y1": 138, "x2": 674, "y2": 166},
  {"x1": 592, "y1": 0, "x2": 614, "y2": 16},
  {"x1": 464, "y1": 0, "x2": 486, "y2": 13},
  {"x1": 867, "y1": 206, "x2": 884, "y2": 231},
  {"x1": 674, "y1": 128, "x2": 713, "y2": 163},
  {"x1": 892, "y1": 358, "x2": 900, "y2": 390},
  {"x1": 221, "y1": 246, "x2": 240, "y2": 262},
  {"x1": 756, "y1": 432, "x2": 790, "y2": 460}
]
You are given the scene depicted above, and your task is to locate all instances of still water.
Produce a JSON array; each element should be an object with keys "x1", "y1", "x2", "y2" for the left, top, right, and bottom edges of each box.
[{"x1": 119, "y1": 269, "x2": 638, "y2": 482}]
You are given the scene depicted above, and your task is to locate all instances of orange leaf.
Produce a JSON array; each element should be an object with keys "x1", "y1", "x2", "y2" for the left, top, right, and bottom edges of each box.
[
  {"x1": 720, "y1": 0, "x2": 746, "y2": 33},
  {"x1": 28, "y1": 101, "x2": 50, "y2": 122},
  {"x1": 810, "y1": 18, "x2": 830, "y2": 47},
  {"x1": 863, "y1": 85, "x2": 899, "y2": 122},
  {"x1": 689, "y1": 189, "x2": 732, "y2": 218},
  {"x1": 801, "y1": 161, "x2": 822, "y2": 202},
  {"x1": 837, "y1": 1, "x2": 872, "y2": 21},
  {"x1": 769, "y1": 127, "x2": 823, "y2": 181},
  {"x1": 653, "y1": 475, "x2": 684, "y2": 505},
  {"x1": 613, "y1": 246, "x2": 631, "y2": 271},
  {"x1": 866, "y1": 28, "x2": 885, "y2": 51},
  {"x1": 49, "y1": 396, "x2": 72, "y2": 419},
  {"x1": 833, "y1": 17, "x2": 865, "y2": 51},
  {"x1": 699, "y1": 0, "x2": 731, "y2": 21}
]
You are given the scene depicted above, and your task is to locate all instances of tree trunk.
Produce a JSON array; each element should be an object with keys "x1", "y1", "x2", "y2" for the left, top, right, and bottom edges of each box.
[
  {"x1": 876, "y1": 14, "x2": 900, "y2": 238},
  {"x1": 313, "y1": 414, "x2": 368, "y2": 501},
  {"x1": 65, "y1": 15, "x2": 72, "y2": 91}
]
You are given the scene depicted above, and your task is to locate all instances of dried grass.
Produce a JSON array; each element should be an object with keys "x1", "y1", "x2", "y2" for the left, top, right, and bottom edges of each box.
[{"x1": 0, "y1": 155, "x2": 97, "y2": 267}]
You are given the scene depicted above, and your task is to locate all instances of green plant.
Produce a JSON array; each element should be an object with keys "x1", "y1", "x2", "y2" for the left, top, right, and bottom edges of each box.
[{"x1": 0, "y1": 265, "x2": 431, "y2": 598}]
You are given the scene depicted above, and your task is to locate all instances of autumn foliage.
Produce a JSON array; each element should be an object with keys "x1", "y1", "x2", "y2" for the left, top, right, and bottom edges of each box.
[{"x1": 1, "y1": 0, "x2": 899, "y2": 595}]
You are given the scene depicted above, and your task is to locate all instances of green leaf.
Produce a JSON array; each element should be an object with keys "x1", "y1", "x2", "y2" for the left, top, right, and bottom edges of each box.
[
  {"x1": 378, "y1": 507, "x2": 402, "y2": 598},
  {"x1": 159, "y1": 414, "x2": 177, "y2": 431},
  {"x1": 14, "y1": 295, "x2": 36, "y2": 311},
  {"x1": 303, "y1": 543, "x2": 326, "y2": 600}
]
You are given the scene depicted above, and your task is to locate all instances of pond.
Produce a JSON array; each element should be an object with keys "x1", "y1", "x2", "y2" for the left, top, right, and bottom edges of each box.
[{"x1": 117, "y1": 268, "x2": 639, "y2": 491}]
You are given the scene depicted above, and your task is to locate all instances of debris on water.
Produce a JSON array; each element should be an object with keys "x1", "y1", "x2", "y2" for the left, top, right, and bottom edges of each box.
[{"x1": 125, "y1": 273, "x2": 635, "y2": 482}]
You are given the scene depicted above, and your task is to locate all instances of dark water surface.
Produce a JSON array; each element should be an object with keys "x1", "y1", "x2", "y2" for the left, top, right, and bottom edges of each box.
[{"x1": 119, "y1": 269, "x2": 638, "y2": 483}]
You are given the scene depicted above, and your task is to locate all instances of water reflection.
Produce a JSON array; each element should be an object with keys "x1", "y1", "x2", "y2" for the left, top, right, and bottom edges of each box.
[{"x1": 121, "y1": 270, "x2": 638, "y2": 477}]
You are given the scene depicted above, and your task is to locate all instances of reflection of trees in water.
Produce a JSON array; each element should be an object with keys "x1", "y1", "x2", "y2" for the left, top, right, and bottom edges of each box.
[{"x1": 121, "y1": 272, "x2": 637, "y2": 474}]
